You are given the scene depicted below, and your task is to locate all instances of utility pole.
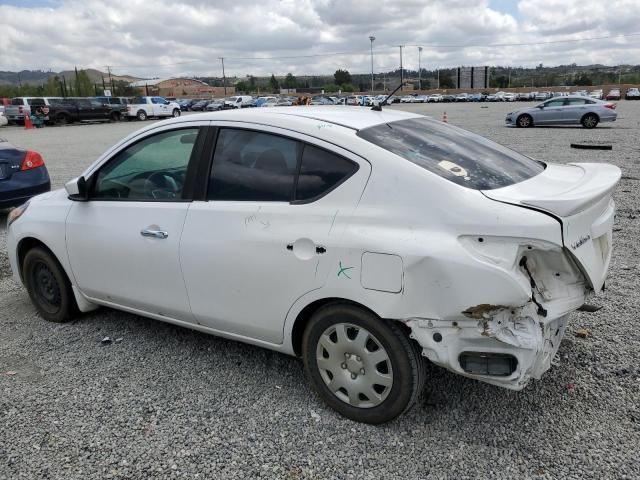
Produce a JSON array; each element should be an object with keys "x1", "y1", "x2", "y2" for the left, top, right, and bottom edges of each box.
[
  {"x1": 74, "y1": 66, "x2": 79, "y2": 96},
  {"x1": 418, "y1": 47, "x2": 423, "y2": 91},
  {"x1": 399, "y1": 45, "x2": 404, "y2": 91},
  {"x1": 106, "y1": 66, "x2": 114, "y2": 94},
  {"x1": 437, "y1": 68, "x2": 440, "y2": 89},
  {"x1": 508, "y1": 68, "x2": 511, "y2": 88},
  {"x1": 369, "y1": 36, "x2": 376, "y2": 93},
  {"x1": 220, "y1": 57, "x2": 227, "y2": 96}
]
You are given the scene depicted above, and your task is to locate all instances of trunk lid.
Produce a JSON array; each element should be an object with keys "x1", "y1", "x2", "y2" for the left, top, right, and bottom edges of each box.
[
  {"x1": 483, "y1": 163, "x2": 621, "y2": 291},
  {"x1": 0, "y1": 143, "x2": 26, "y2": 183}
]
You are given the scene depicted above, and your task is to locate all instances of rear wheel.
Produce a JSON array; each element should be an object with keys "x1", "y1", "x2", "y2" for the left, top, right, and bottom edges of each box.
[
  {"x1": 302, "y1": 304, "x2": 426, "y2": 424},
  {"x1": 23, "y1": 247, "x2": 77, "y2": 323},
  {"x1": 56, "y1": 113, "x2": 70, "y2": 125},
  {"x1": 516, "y1": 114, "x2": 533, "y2": 128},
  {"x1": 109, "y1": 112, "x2": 121, "y2": 122},
  {"x1": 137, "y1": 110, "x2": 147, "y2": 121},
  {"x1": 581, "y1": 113, "x2": 599, "y2": 129}
]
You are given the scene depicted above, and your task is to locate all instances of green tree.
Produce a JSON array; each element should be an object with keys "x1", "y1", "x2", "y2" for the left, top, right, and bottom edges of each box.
[
  {"x1": 574, "y1": 72, "x2": 592, "y2": 86},
  {"x1": 43, "y1": 75, "x2": 62, "y2": 96},
  {"x1": 269, "y1": 74, "x2": 279, "y2": 92},
  {"x1": 283, "y1": 73, "x2": 297, "y2": 89},
  {"x1": 248, "y1": 75, "x2": 256, "y2": 91},
  {"x1": 72, "y1": 69, "x2": 93, "y2": 96},
  {"x1": 235, "y1": 81, "x2": 248, "y2": 93},
  {"x1": 334, "y1": 69, "x2": 352, "y2": 85},
  {"x1": 439, "y1": 72, "x2": 454, "y2": 89}
]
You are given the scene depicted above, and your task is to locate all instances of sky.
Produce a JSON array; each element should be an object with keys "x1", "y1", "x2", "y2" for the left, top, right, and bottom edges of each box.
[{"x1": 0, "y1": 0, "x2": 639, "y2": 79}]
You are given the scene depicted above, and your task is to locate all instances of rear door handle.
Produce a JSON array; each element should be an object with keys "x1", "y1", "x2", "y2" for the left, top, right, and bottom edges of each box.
[{"x1": 141, "y1": 228, "x2": 168, "y2": 239}]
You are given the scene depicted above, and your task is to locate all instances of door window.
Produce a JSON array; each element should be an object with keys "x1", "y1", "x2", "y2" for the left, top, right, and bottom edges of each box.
[
  {"x1": 208, "y1": 129, "x2": 299, "y2": 201},
  {"x1": 544, "y1": 99, "x2": 566, "y2": 107},
  {"x1": 295, "y1": 145, "x2": 358, "y2": 201},
  {"x1": 567, "y1": 98, "x2": 587, "y2": 105},
  {"x1": 92, "y1": 128, "x2": 199, "y2": 200}
]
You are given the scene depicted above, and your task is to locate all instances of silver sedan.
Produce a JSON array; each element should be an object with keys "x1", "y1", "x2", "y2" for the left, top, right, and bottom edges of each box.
[{"x1": 505, "y1": 95, "x2": 617, "y2": 129}]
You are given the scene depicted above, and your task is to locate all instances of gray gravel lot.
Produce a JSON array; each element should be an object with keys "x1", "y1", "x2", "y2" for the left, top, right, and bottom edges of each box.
[{"x1": 1, "y1": 104, "x2": 639, "y2": 479}]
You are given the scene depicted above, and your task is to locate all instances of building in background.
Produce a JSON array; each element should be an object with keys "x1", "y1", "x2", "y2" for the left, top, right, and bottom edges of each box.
[
  {"x1": 456, "y1": 67, "x2": 489, "y2": 89},
  {"x1": 128, "y1": 78, "x2": 234, "y2": 97}
]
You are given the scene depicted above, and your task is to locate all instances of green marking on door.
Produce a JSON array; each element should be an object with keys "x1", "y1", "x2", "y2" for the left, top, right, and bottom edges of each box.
[{"x1": 337, "y1": 261, "x2": 354, "y2": 279}]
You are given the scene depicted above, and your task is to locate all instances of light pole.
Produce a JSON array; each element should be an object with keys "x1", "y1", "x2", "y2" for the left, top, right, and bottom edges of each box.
[
  {"x1": 418, "y1": 47, "x2": 423, "y2": 91},
  {"x1": 399, "y1": 45, "x2": 404, "y2": 91},
  {"x1": 220, "y1": 57, "x2": 227, "y2": 96},
  {"x1": 369, "y1": 36, "x2": 376, "y2": 93}
]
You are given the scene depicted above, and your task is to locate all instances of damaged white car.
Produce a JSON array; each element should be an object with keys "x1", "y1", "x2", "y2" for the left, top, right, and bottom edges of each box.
[{"x1": 6, "y1": 107, "x2": 620, "y2": 423}]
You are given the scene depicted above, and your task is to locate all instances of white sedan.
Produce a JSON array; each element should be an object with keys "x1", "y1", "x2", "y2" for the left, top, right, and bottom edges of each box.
[{"x1": 6, "y1": 107, "x2": 620, "y2": 423}]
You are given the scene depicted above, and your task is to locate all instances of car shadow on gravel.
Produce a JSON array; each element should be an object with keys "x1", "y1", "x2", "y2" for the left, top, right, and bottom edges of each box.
[{"x1": 57, "y1": 305, "x2": 591, "y2": 425}]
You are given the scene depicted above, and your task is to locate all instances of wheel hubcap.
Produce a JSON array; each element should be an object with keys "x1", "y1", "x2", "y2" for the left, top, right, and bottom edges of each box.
[{"x1": 316, "y1": 323, "x2": 393, "y2": 408}]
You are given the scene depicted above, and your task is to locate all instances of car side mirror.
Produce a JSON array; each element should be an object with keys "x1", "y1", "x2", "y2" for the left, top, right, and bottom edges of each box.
[
  {"x1": 165, "y1": 100, "x2": 170, "y2": 105},
  {"x1": 537, "y1": 105, "x2": 544, "y2": 109},
  {"x1": 65, "y1": 176, "x2": 89, "y2": 201}
]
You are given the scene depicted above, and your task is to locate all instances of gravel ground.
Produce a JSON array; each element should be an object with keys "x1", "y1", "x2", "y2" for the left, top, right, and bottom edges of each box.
[{"x1": 1, "y1": 104, "x2": 639, "y2": 479}]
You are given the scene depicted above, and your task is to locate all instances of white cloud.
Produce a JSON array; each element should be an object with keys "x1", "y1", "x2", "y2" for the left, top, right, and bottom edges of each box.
[{"x1": 0, "y1": 0, "x2": 638, "y2": 78}]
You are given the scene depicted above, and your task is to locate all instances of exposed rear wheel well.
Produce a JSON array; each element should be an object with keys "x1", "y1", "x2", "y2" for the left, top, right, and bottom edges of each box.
[{"x1": 291, "y1": 298, "x2": 386, "y2": 356}]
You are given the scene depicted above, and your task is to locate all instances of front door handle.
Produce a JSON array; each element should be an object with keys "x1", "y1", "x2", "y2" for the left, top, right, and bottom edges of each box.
[{"x1": 141, "y1": 228, "x2": 168, "y2": 239}]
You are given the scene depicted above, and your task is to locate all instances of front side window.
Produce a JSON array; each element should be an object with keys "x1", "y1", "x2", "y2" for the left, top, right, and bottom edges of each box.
[
  {"x1": 132, "y1": 97, "x2": 146, "y2": 104},
  {"x1": 295, "y1": 145, "x2": 358, "y2": 201},
  {"x1": 93, "y1": 128, "x2": 199, "y2": 200},
  {"x1": 208, "y1": 129, "x2": 298, "y2": 201},
  {"x1": 357, "y1": 117, "x2": 544, "y2": 190}
]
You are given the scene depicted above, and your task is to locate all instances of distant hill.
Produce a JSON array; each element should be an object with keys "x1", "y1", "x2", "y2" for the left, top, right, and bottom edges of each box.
[{"x1": 0, "y1": 69, "x2": 140, "y2": 87}]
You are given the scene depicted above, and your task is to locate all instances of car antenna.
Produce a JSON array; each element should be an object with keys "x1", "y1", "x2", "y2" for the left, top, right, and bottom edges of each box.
[{"x1": 371, "y1": 82, "x2": 408, "y2": 111}]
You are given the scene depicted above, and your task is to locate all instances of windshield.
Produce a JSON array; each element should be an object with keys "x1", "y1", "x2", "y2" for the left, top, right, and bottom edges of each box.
[{"x1": 357, "y1": 117, "x2": 545, "y2": 190}]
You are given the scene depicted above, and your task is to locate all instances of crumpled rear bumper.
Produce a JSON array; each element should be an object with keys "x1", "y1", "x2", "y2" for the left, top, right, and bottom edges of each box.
[{"x1": 405, "y1": 303, "x2": 572, "y2": 390}]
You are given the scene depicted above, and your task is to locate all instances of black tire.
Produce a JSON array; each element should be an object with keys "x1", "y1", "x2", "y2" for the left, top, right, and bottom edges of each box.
[
  {"x1": 137, "y1": 110, "x2": 147, "y2": 121},
  {"x1": 56, "y1": 113, "x2": 70, "y2": 125},
  {"x1": 109, "y1": 112, "x2": 121, "y2": 122},
  {"x1": 172, "y1": 109, "x2": 181, "y2": 118},
  {"x1": 302, "y1": 304, "x2": 426, "y2": 424},
  {"x1": 581, "y1": 113, "x2": 599, "y2": 129},
  {"x1": 516, "y1": 114, "x2": 533, "y2": 128},
  {"x1": 23, "y1": 247, "x2": 77, "y2": 323}
]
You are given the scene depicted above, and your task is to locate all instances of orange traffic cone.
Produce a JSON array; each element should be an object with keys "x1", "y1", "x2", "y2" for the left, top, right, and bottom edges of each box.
[
  {"x1": 24, "y1": 112, "x2": 34, "y2": 130},
  {"x1": 442, "y1": 111, "x2": 448, "y2": 123}
]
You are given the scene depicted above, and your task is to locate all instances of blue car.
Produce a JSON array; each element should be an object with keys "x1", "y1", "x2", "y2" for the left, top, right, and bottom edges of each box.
[{"x1": 0, "y1": 140, "x2": 50, "y2": 209}]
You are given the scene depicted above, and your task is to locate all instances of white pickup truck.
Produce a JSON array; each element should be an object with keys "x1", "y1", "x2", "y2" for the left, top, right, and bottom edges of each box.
[{"x1": 126, "y1": 96, "x2": 181, "y2": 121}]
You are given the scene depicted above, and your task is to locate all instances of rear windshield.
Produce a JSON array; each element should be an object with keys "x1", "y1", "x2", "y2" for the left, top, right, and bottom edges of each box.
[{"x1": 357, "y1": 117, "x2": 545, "y2": 190}]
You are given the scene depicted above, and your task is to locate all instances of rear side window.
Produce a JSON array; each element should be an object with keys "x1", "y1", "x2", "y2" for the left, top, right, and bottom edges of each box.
[
  {"x1": 132, "y1": 97, "x2": 146, "y2": 104},
  {"x1": 295, "y1": 145, "x2": 358, "y2": 201},
  {"x1": 567, "y1": 98, "x2": 587, "y2": 105},
  {"x1": 357, "y1": 117, "x2": 544, "y2": 190},
  {"x1": 10, "y1": 98, "x2": 24, "y2": 105},
  {"x1": 208, "y1": 129, "x2": 298, "y2": 201},
  {"x1": 29, "y1": 98, "x2": 45, "y2": 106}
]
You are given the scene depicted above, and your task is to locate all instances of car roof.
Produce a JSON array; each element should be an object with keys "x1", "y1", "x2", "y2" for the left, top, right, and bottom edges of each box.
[{"x1": 175, "y1": 106, "x2": 423, "y2": 131}]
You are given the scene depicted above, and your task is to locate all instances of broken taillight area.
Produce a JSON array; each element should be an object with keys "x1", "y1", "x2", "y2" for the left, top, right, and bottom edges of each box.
[{"x1": 405, "y1": 237, "x2": 588, "y2": 390}]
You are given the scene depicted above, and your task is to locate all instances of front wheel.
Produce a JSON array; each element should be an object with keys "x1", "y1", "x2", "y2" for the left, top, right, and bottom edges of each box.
[
  {"x1": 581, "y1": 113, "x2": 599, "y2": 129},
  {"x1": 516, "y1": 114, "x2": 533, "y2": 128},
  {"x1": 172, "y1": 109, "x2": 181, "y2": 118},
  {"x1": 302, "y1": 304, "x2": 426, "y2": 424},
  {"x1": 23, "y1": 247, "x2": 77, "y2": 323}
]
